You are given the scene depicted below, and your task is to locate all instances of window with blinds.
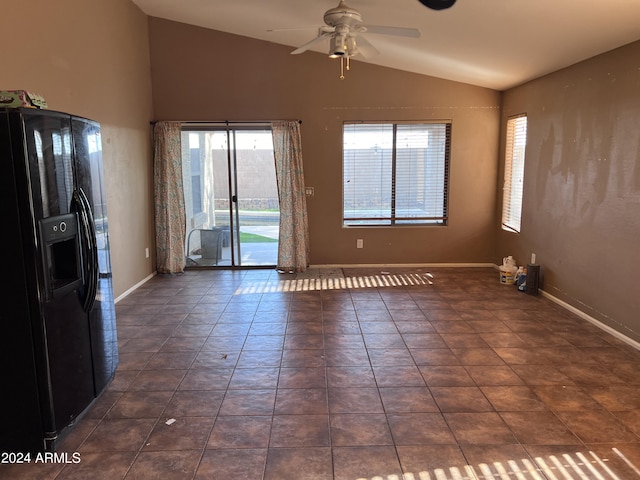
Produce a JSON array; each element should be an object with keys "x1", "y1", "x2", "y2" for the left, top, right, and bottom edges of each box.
[
  {"x1": 501, "y1": 114, "x2": 528, "y2": 233},
  {"x1": 343, "y1": 122, "x2": 451, "y2": 226}
]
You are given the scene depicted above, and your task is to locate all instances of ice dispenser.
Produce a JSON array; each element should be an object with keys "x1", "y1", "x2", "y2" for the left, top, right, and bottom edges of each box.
[{"x1": 39, "y1": 213, "x2": 82, "y2": 299}]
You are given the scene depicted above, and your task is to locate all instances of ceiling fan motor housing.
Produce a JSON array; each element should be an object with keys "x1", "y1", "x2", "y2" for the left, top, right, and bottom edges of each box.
[{"x1": 324, "y1": 1, "x2": 362, "y2": 28}]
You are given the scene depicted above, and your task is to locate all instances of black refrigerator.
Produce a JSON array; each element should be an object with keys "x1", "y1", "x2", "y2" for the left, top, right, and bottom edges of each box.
[{"x1": 0, "y1": 108, "x2": 118, "y2": 453}]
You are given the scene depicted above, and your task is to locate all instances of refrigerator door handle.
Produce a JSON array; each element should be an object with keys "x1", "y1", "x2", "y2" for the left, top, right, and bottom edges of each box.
[
  {"x1": 79, "y1": 188, "x2": 99, "y2": 313},
  {"x1": 72, "y1": 189, "x2": 99, "y2": 313}
]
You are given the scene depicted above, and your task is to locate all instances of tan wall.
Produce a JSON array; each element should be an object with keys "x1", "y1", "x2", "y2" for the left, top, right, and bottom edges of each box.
[
  {"x1": 149, "y1": 18, "x2": 501, "y2": 266},
  {"x1": 0, "y1": 0, "x2": 155, "y2": 297},
  {"x1": 499, "y1": 41, "x2": 640, "y2": 342}
]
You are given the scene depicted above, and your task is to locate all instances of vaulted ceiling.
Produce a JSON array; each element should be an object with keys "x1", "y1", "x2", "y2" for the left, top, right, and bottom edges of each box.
[{"x1": 131, "y1": 0, "x2": 640, "y2": 90}]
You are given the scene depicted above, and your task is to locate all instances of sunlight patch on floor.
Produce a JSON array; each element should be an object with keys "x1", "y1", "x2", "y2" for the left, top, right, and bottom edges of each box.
[
  {"x1": 235, "y1": 271, "x2": 436, "y2": 294},
  {"x1": 357, "y1": 448, "x2": 640, "y2": 480}
]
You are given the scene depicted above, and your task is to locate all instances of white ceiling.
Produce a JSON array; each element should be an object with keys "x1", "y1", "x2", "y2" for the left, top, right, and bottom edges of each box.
[{"x1": 131, "y1": 0, "x2": 640, "y2": 90}]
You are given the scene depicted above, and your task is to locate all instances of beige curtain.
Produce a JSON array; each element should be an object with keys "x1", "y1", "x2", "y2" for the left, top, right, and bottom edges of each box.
[
  {"x1": 153, "y1": 121, "x2": 186, "y2": 273},
  {"x1": 272, "y1": 121, "x2": 309, "y2": 273}
]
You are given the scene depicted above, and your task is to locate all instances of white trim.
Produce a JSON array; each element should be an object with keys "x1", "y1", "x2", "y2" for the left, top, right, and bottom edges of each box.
[
  {"x1": 540, "y1": 289, "x2": 640, "y2": 352},
  {"x1": 114, "y1": 272, "x2": 156, "y2": 304},
  {"x1": 310, "y1": 263, "x2": 495, "y2": 269}
]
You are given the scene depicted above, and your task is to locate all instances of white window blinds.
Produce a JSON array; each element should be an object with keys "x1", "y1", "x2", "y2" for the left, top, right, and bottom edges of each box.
[
  {"x1": 343, "y1": 122, "x2": 451, "y2": 226},
  {"x1": 502, "y1": 114, "x2": 528, "y2": 233}
]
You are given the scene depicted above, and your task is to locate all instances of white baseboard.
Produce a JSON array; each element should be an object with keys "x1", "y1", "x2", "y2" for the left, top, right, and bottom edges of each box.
[
  {"x1": 540, "y1": 289, "x2": 640, "y2": 352},
  {"x1": 114, "y1": 271, "x2": 156, "y2": 304}
]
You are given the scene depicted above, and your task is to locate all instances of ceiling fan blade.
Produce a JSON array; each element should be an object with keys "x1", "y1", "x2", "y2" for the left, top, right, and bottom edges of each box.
[
  {"x1": 268, "y1": 26, "x2": 333, "y2": 33},
  {"x1": 353, "y1": 35, "x2": 380, "y2": 58},
  {"x1": 361, "y1": 25, "x2": 420, "y2": 38},
  {"x1": 291, "y1": 32, "x2": 332, "y2": 55}
]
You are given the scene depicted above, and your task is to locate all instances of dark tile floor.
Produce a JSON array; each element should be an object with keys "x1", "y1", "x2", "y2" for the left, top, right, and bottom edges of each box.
[{"x1": 5, "y1": 267, "x2": 640, "y2": 479}]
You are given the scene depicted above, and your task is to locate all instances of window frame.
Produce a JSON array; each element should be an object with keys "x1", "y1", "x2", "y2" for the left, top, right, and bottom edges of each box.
[
  {"x1": 501, "y1": 114, "x2": 528, "y2": 233},
  {"x1": 187, "y1": 134, "x2": 204, "y2": 215},
  {"x1": 342, "y1": 120, "x2": 452, "y2": 228}
]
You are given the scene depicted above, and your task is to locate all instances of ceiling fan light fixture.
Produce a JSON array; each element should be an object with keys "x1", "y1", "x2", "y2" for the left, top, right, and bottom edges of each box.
[
  {"x1": 329, "y1": 34, "x2": 347, "y2": 57},
  {"x1": 346, "y1": 36, "x2": 358, "y2": 56}
]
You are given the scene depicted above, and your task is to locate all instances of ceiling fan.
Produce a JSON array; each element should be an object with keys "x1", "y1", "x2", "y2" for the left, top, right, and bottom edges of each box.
[{"x1": 279, "y1": 1, "x2": 420, "y2": 79}]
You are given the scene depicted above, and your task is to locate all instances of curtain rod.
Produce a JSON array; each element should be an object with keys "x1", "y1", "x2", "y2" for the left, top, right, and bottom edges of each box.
[{"x1": 150, "y1": 120, "x2": 302, "y2": 125}]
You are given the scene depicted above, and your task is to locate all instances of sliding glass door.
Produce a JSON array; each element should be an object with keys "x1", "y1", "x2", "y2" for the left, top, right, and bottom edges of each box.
[{"x1": 181, "y1": 126, "x2": 279, "y2": 267}]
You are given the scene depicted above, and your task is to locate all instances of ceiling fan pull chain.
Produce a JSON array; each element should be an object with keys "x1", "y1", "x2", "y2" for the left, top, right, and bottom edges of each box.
[{"x1": 340, "y1": 56, "x2": 345, "y2": 79}]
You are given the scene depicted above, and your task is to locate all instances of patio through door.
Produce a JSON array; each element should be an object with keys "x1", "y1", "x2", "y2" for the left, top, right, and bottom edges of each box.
[{"x1": 181, "y1": 126, "x2": 279, "y2": 267}]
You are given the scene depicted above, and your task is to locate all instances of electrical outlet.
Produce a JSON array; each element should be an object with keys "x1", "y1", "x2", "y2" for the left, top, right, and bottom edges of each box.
[
  {"x1": 305, "y1": 186, "x2": 315, "y2": 196},
  {"x1": 357, "y1": 239, "x2": 363, "y2": 249}
]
